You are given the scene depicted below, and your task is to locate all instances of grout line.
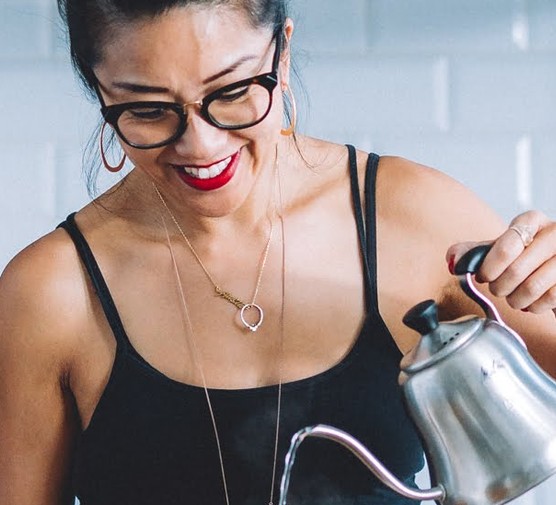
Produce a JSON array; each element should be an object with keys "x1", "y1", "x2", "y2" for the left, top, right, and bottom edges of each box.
[
  {"x1": 433, "y1": 57, "x2": 450, "y2": 132},
  {"x1": 512, "y1": 0, "x2": 530, "y2": 52}
]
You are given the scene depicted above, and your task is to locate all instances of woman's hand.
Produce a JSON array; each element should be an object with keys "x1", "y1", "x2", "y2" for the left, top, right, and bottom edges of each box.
[{"x1": 447, "y1": 210, "x2": 556, "y2": 317}]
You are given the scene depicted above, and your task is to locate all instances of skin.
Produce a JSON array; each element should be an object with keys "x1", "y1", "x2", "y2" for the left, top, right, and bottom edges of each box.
[{"x1": 1, "y1": 5, "x2": 556, "y2": 504}]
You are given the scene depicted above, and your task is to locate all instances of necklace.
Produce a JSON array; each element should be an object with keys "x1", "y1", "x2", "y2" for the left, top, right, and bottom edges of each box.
[
  {"x1": 158, "y1": 171, "x2": 286, "y2": 505},
  {"x1": 153, "y1": 185, "x2": 273, "y2": 332}
]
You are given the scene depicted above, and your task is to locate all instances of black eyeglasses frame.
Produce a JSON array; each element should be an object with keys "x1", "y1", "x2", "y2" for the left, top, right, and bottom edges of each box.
[{"x1": 95, "y1": 31, "x2": 282, "y2": 150}]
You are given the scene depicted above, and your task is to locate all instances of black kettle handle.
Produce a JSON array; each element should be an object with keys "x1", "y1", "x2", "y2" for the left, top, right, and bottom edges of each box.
[
  {"x1": 452, "y1": 243, "x2": 506, "y2": 325},
  {"x1": 452, "y1": 244, "x2": 527, "y2": 347},
  {"x1": 453, "y1": 244, "x2": 492, "y2": 275}
]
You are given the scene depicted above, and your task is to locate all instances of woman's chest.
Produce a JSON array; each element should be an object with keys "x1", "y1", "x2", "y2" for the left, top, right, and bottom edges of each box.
[
  {"x1": 72, "y1": 316, "x2": 424, "y2": 505},
  {"x1": 70, "y1": 217, "x2": 369, "y2": 430}
]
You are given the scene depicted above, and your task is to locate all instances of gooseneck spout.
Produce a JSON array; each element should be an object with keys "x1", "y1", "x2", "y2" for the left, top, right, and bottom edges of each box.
[{"x1": 279, "y1": 425, "x2": 445, "y2": 505}]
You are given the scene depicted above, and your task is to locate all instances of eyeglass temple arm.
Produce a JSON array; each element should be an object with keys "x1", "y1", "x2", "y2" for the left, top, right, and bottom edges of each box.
[
  {"x1": 272, "y1": 27, "x2": 285, "y2": 74},
  {"x1": 92, "y1": 79, "x2": 109, "y2": 108}
]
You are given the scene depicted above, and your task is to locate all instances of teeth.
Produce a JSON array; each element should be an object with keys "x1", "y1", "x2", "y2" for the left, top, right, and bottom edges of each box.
[
  {"x1": 209, "y1": 165, "x2": 221, "y2": 178},
  {"x1": 181, "y1": 155, "x2": 232, "y2": 179}
]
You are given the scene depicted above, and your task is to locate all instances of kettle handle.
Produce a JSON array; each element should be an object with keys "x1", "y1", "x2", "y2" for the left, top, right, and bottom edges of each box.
[
  {"x1": 452, "y1": 245, "x2": 527, "y2": 348},
  {"x1": 453, "y1": 244, "x2": 491, "y2": 275},
  {"x1": 452, "y1": 244, "x2": 504, "y2": 323}
]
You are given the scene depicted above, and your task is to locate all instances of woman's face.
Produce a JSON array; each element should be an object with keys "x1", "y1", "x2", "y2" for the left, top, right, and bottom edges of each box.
[{"x1": 94, "y1": 6, "x2": 292, "y2": 218}]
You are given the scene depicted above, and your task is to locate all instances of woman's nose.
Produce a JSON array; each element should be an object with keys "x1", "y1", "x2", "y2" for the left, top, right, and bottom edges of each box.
[{"x1": 173, "y1": 106, "x2": 228, "y2": 157}]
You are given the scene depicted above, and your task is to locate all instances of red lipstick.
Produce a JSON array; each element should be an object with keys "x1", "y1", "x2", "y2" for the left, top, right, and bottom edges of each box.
[{"x1": 175, "y1": 151, "x2": 241, "y2": 191}]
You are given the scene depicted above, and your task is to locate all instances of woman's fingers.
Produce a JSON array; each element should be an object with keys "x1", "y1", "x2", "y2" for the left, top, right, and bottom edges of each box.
[{"x1": 448, "y1": 210, "x2": 556, "y2": 315}]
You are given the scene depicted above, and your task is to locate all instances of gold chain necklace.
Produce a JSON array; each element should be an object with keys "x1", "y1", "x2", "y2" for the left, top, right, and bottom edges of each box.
[
  {"x1": 153, "y1": 185, "x2": 273, "y2": 332},
  {"x1": 158, "y1": 166, "x2": 286, "y2": 505}
]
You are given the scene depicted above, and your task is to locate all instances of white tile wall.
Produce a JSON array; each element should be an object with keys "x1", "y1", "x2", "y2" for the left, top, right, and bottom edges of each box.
[
  {"x1": 366, "y1": 0, "x2": 517, "y2": 53},
  {"x1": 0, "y1": 2, "x2": 53, "y2": 60},
  {"x1": 301, "y1": 55, "x2": 445, "y2": 134},
  {"x1": 1, "y1": 1, "x2": 555, "y2": 504},
  {"x1": 529, "y1": 0, "x2": 556, "y2": 50},
  {"x1": 452, "y1": 55, "x2": 556, "y2": 133}
]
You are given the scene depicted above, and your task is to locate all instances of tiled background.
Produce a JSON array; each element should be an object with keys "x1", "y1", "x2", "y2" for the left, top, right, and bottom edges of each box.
[{"x1": 1, "y1": 1, "x2": 556, "y2": 503}]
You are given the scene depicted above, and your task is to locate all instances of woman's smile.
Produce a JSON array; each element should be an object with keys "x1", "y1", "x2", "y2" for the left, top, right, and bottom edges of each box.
[{"x1": 172, "y1": 149, "x2": 241, "y2": 191}]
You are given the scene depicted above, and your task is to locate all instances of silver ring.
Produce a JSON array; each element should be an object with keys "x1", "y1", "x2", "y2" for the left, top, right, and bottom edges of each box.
[
  {"x1": 509, "y1": 225, "x2": 535, "y2": 247},
  {"x1": 240, "y1": 303, "x2": 264, "y2": 332}
]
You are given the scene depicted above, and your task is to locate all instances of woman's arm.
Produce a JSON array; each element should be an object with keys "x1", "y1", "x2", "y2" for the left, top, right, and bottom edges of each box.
[
  {"x1": 0, "y1": 237, "x2": 81, "y2": 504},
  {"x1": 375, "y1": 155, "x2": 556, "y2": 376},
  {"x1": 396, "y1": 160, "x2": 556, "y2": 378}
]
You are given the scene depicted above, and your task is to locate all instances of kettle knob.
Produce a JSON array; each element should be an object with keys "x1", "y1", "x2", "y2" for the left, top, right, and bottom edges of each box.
[{"x1": 403, "y1": 299, "x2": 439, "y2": 335}]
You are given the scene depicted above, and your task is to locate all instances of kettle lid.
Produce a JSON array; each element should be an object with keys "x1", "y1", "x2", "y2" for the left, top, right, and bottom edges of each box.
[{"x1": 400, "y1": 300, "x2": 483, "y2": 374}]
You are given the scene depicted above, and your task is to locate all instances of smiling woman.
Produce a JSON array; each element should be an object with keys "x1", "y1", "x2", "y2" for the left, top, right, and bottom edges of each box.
[{"x1": 1, "y1": 1, "x2": 556, "y2": 505}]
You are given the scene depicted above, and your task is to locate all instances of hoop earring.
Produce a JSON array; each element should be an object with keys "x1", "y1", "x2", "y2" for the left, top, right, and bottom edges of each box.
[
  {"x1": 280, "y1": 85, "x2": 297, "y2": 137},
  {"x1": 100, "y1": 122, "x2": 127, "y2": 173}
]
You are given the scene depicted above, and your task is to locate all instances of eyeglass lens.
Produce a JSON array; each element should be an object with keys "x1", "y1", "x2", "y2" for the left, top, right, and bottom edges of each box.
[
  {"x1": 118, "y1": 107, "x2": 181, "y2": 147},
  {"x1": 117, "y1": 82, "x2": 272, "y2": 147}
]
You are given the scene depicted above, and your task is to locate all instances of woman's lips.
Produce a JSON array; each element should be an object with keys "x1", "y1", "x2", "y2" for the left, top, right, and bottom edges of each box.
[{"x1": 173, "y1": 150, "x2": 240, "y2": 191}]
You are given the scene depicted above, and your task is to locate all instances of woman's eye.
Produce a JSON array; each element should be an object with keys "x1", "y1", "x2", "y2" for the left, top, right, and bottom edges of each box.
[
  {"x1": 217, "y1": 86, "x2": 250, "y2": 102},
  {"x1": 128, "y1": 108, "x2": 166, "y2": 120}
]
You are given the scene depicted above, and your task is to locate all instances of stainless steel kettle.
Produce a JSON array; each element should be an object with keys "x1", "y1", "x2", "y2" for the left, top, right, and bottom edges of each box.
[{"x1": 280, "y1": 245, "x2": 556, "y2": 505}]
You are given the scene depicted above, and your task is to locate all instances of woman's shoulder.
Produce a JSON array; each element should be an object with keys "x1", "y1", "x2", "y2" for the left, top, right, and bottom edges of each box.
[
  {"x1": 0, "y1": 223, "x2": 88, "y2": 368},
  {"x1": 374, "y1": 154, "x2": 505, "y2": 238},
  {"x1": 376, "y1": 154, "x2": 470, "y2": 204},
  {"x1": 2, "y1": 223, "x2": 82, "y2": 295},
  {"x1": 286, "y1": 139, "x2": 505, "y2": 241}
]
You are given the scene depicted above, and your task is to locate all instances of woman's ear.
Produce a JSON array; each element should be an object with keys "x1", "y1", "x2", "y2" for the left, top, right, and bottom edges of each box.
[{"x1": 279, "y1": 18, "x2": 294, "y2": 89}]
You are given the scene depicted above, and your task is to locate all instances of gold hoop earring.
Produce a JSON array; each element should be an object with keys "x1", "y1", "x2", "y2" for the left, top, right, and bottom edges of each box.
[
  {"x1": 280, "y1": 85, "x2": 297, "y2": 137},
  {"x1": 100, "y1": 122, "x2": 127, "y2": 173}
]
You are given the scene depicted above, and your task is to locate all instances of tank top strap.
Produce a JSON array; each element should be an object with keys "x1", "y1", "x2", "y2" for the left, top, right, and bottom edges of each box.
[
  {"x1": 363, "y1": 151, "x2": 381, "y2": 314},
  {"x1": 57, "y1": 212, "x2": 130, "y2": 351},
  {"x1": 347, "y1": 146, "x2": 401, "y2": 355},
  {"x1": 346, "y1": 144, "x2": 375, "y2": 311}
]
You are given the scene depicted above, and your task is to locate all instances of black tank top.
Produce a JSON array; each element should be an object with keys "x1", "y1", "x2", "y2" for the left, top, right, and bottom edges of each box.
[{"x1": 58, "y1": 146, "x2": 424, "y2": 505}]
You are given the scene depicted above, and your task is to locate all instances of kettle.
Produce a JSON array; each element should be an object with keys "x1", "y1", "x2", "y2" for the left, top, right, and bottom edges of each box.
[{"x1": 279, "y1": 245, "x2": 556, "y2": 505}]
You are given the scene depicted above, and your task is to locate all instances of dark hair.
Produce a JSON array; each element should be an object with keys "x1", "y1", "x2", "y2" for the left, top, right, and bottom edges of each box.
[
  {"x1": 57, "y1": 0, "x2": 288, "y2": 96},
  {"x1": 57, "y1": 0, "x2": 293, "y2": 196}
]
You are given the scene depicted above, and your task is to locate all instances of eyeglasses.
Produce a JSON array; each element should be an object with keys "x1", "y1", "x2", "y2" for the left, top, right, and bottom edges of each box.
[{"x1": 95, "y1": 34, "x2": 281, "y2": 150}]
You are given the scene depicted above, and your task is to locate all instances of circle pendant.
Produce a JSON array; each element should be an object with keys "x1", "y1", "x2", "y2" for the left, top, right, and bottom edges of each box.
[{"x1": 240, "y1": 303, "x2": 264, "y2": 332}]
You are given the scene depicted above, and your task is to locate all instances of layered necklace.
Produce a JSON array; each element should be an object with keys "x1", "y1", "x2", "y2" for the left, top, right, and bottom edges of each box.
[
  {"x1": 153, "y1": 186, "x2": 273, "y2": 333},
  {"x1": 155, "y1": 151, "x2": 285, "y2": 505}
]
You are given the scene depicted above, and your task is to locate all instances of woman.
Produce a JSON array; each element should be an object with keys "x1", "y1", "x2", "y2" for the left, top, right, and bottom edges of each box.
[{"x1": 0, "y1": 1, "x2": 555, "y2": 504}]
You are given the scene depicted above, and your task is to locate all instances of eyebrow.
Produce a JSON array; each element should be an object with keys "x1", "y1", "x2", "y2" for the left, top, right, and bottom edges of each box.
[
  {"x1": 111, "y1": 82, "x2": 171, "y2": 93},
  {"x1": 201, "y1": 55, "x2": 258, "y2": 85},
  {"x1": 110, "y1": 54, "x2": 259, "y2": 94}
]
